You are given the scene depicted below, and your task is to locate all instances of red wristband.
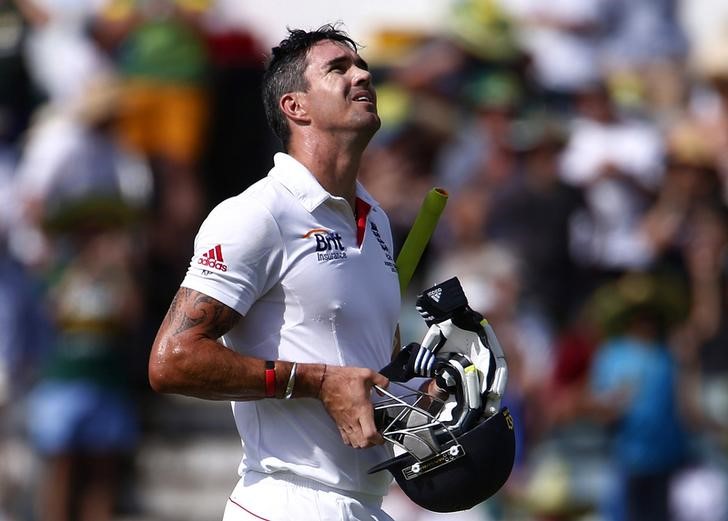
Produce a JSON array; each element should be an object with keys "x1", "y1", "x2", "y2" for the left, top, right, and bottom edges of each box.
[{"x1": 265, "y1": 361, "x2": 276, "y2": 398}]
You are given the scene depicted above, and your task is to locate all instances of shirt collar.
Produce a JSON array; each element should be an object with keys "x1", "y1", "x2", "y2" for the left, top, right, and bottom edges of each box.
[{"x1": 269, "y1": 152, "x2": 378, "y2": 212}]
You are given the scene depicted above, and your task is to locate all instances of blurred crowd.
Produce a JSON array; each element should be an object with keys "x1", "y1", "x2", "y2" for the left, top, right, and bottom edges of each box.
[{"x1": 1, "y1": 0, "x2": 728, "y2": 520}]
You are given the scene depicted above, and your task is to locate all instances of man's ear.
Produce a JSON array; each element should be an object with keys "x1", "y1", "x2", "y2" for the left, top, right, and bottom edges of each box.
[{"x1": 280, "y1": 93, "x2": 310, "y2": 125}]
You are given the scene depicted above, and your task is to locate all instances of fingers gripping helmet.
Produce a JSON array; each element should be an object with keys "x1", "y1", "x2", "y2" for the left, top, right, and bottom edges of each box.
[{"x1": 370, "y1": 277, "x2": 516, "y2": 513}]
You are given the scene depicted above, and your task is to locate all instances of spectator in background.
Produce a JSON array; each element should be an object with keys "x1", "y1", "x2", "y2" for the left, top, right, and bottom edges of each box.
[
  {"x1": 638, "y1": 122, "x2": 728, "y2": 446},
  {"x1": 585, "y1": 272, "x2": 690, "y2": 521},
  {"x1": 12, "y1": 75, "x2": 152, "y2": 267},
  {"x1": 27, "y1": 222, "x2": 142, "y2": 521},
  {"x1": 434, "y1": 72, "x2": 523, "y2": 196},
  {"x1": 560, "y1": 81, "x2": 665, "y2": 280},
  {"x1": 599, "y1": 0, "x2": 689, "y2": 120},
  {"x1": 15, "y1": 0, "x2": 113, "y2": 105},
  {"x1": 12, "y1": 74, "x2": 150, "y2": 521},
  {"x1": 638, "y1": 125, "x2": 728, "y2": 473},
  {"x1": 652, "y1": 126, "x2": 728, "y2": 481},
  {"x1": 93, "y1": 0, "x2": 211, "y2": 272},
  {"x1": 639, "y1": 120, "x2": 725, "y2": 268},
  {"x1": 488, "y1": 115, "x2": 587, "y2": 328},
  {"x1": 497, "y1": 0, "x2": 607, "y2": 111},
  {"x1": 688, "y1": 35, "x2": 728, "y2": 204},
  {"x1": 444, "y1": 0, "x2": 522, "y2": 67}
]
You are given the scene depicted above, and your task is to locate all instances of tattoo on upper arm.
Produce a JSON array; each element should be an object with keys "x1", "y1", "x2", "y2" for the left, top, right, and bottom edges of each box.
[{"x1": 167, "y1": 288, "x2": 241, "y2": 338}]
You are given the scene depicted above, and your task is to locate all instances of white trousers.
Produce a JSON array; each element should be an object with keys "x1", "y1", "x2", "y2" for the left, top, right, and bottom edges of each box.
[{"x1": 222, "y1": 471, "x2": 395, "y2": 521}]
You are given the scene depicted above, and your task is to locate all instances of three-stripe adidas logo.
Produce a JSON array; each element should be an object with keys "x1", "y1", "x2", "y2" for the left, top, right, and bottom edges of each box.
[
  {"x1": 428, "y1": 288, "x2": 442, "y2": 302},
  {"x1": 198, "y1": 244, "x2": 228, "y2": 272}
]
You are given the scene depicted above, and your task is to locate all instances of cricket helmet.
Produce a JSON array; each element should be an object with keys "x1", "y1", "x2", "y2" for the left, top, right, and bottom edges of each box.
[{"x1": 370, "y1": 277, "x2": 516, "y2": 512}]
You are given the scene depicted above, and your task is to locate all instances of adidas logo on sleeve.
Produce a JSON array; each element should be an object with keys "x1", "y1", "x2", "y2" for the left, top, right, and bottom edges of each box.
[{"x1": 198, "y1": 244, "x2": 228, "y2": 272}]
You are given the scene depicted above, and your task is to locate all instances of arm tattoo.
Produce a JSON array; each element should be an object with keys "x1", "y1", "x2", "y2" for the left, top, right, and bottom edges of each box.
[{"x1": 169, "y1": 288, "x2": 241, "y2": 338}]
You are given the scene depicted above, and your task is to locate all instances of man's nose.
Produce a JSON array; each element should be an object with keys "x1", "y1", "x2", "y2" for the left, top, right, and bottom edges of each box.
[{"x1": 353, "y1": 66, "x2": 372, "y2": 85}]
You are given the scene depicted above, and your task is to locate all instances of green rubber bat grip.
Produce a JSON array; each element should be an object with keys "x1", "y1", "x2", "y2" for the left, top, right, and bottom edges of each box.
[{"x1": 396, "y1": 187, "x2": 448, "y2": 295}]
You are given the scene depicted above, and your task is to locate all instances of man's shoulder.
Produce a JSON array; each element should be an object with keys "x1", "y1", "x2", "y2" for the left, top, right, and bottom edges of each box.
[
  {"x1": 214, "y1": 176, "x2": 283, "y2": 212},
  {"x1": 204, "y1": 175, "x2": 306, "y2": 234}
]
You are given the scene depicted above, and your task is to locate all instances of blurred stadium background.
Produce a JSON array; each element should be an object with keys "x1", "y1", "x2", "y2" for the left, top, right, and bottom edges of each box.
[{"x1": 2, "y1": 0, "x2": 728, "y2": 520}]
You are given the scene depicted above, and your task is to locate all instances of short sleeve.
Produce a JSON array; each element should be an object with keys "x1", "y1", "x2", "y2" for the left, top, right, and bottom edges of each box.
[
  {"x1": 589, "y1": 343, "x2": 625, "y2": 398},
  {"x1": 181, "y1": 196, "x2": 285, "y2": 316}
]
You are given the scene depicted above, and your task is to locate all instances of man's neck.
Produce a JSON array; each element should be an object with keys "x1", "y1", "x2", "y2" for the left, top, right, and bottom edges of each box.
[{"x1": 289, "y1": 133, "x2": 367, "y2": 210}]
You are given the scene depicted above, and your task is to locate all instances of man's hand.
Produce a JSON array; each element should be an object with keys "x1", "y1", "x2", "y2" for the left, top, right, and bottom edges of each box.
[
  {"x1": 423, "y1": 378, "x2": 450, "y2": 402},
  {"x1": 319, "y1": 366, "x2": 389, "y2": 449}
]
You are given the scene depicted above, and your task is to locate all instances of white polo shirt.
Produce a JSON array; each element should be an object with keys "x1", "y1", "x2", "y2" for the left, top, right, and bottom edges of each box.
[{"x1": 181, "y1": 153, "x2": 400, "y2": 497}]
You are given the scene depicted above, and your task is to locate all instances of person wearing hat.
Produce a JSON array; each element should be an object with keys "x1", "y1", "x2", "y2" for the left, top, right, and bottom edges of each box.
[{"x1": 585, "y1": 273, "x2": 690, "y2": 521}]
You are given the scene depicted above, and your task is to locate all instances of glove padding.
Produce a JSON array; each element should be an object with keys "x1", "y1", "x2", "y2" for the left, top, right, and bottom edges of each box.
[{"x1": 380, "y1": 342, "x2": 437, "y2": 381}]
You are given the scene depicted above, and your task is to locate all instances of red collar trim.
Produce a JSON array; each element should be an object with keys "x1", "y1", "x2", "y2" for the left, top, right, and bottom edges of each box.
[{"x1": 355, "y1": 197, "x2": 371, "y2": 247}]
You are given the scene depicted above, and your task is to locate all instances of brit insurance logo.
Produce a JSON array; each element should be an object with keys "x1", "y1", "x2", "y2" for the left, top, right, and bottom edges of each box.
[
  {"x1": 198, "y1": 244, "x2": 228, "y2": 272},
  {"x1": 303, "y1": 228, "x2": 348, "y2": 262}
]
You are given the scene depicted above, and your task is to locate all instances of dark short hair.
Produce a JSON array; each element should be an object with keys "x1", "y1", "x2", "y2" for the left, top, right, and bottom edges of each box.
[{"x1": 262, "y1": 24, "x2": 359, "y2": 150}]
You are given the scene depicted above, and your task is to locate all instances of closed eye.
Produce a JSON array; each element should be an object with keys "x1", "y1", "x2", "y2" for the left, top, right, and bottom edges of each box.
[
  {"x1": 327, "y1": 59, "x2": 349, "y2": 74},
  {"x1": 325, "y1": 54, "x2": 369, "y2": 75}
]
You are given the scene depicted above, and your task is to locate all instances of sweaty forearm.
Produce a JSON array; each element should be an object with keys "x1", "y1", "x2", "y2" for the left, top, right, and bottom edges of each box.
[
  {"x1": 149, "y1": 287, "x2": 331, "y2": 400},
  {"x1": 149, "y1": 330, "x2": 328, "y2": 400}
]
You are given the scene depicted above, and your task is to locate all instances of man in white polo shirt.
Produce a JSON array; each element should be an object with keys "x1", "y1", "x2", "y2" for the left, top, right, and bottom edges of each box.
[{"x1": 148, "y1": 24, "x2": 401, "y2": 520}]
